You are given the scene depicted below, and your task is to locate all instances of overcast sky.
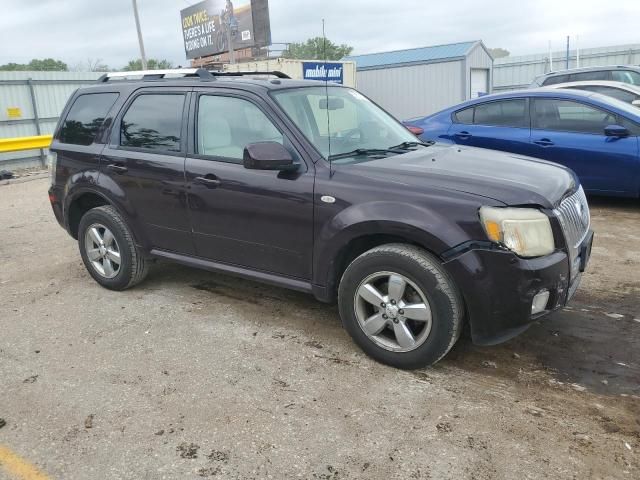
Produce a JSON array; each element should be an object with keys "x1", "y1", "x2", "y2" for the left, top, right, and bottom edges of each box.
[{"x1": 0, "y1": 0, "x2": 638, "y2": 69}]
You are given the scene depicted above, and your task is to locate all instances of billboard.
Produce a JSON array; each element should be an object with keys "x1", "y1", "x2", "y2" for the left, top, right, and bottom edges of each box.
[
  {"x1": 302, "y1": 62, "x2": 344, "y2": 84},
  {"x1": 180, "y1": 0, "x2": 271, "y2": 60}
]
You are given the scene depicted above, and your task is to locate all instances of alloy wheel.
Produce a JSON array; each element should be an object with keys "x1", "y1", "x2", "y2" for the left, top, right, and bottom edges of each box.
[{"x1": 354, "y1": 271, "x2": 433, "y2": 352}]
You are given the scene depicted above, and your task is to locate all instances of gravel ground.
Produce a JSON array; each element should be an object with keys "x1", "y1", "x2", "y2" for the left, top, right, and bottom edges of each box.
[{"x1": 1, "y1": 177, "x2": 638, "y2": 480}]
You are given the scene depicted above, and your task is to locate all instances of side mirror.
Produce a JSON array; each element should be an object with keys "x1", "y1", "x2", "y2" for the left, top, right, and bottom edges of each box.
[
  {"x1": 243, "y1": 142, "x2": 298, "y2": 171},
  {"x1": 604, "y1": 125, "x2": 629, "y2": 138},
  {"x1": 632, "y1": 99, "x2": 640, "y2": 108}
]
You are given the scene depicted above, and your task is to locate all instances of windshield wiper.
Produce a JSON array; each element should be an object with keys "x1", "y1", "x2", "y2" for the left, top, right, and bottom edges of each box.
[
  {"x1": 388, "y1": 140, "x2": 435, "y2": 150},
  {"x1": 328, "y1": 148, "x2": 394, "y2": 161}
]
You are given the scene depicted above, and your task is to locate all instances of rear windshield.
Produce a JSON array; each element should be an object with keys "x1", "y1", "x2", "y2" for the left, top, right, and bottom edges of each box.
[{"x1": 59, "y1": 93, "x2": 119, "y2": 145}]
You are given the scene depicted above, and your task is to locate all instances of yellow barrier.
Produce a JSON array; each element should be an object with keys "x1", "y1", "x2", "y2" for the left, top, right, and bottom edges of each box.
[{"x1": 0, "y1": 135, "x2": 53, "y2": 153}]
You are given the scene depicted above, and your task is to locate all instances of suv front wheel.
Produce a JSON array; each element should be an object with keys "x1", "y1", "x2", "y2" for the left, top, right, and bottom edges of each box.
[
  {"x1": 78, "y1": 205, "x2": 148, "y2": 290},
  {"x1": 338, "y1": 244, "x2": 463, "y2": 369}
]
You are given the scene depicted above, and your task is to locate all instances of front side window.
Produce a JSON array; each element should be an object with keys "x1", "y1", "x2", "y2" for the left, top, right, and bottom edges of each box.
[
  {"x1": 542, "y1": 74, "x2": 569, "y2": 86},
  {"x1": 120, "y1": 94, "x2": 185, "y2": 152},
  {"x1": 472, "y1": 99, "x2": 528, "y2": 127},
  {"x1": 532, "y1": 99, "x2": 616, "y2": 134},
  {"x1": 612, "y1": 70, "x2": 640, "y2": 86},
  {"x1": 59, "y1": 93, "x2": 118, "y2": 145},
  {"x1": 197, "y1": 95, "x2": 283, "y2": 162},
  {"x1": 272, "y1": 86, "x2": 417, "y2": 162}
]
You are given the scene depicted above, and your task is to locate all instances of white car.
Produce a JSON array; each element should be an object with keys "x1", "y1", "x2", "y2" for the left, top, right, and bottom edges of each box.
[{"x1": 547, "y1": 80, "x2": 640, "y2": 108}]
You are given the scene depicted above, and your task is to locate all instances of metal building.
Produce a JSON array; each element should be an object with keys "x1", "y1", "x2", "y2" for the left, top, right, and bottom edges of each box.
[
  {"x1": 344, "y1": 40, "x2": 493, "y2": 120},
  {"x1": 0, "y1": 71, "x2": 102, "y2": 170},
  {"x1": 493, "y1": 43, "x2": 640, "y2": 92}
]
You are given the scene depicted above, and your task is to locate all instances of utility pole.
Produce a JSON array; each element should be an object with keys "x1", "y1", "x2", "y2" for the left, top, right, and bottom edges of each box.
[
  {"x1": 226, "y1": 15, "x2": 235, "y2": 64},
  {"x1": 132, "y1": 0, "x2": 148, "y2": 70},
  {"x1": 566, "y1": 36, "x2": 570, "y2": 70}
]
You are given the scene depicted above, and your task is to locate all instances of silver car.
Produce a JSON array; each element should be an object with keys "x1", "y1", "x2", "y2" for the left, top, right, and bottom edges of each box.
[{"x1": 546, "y1": 80, "x2": 640, "y2": 107}]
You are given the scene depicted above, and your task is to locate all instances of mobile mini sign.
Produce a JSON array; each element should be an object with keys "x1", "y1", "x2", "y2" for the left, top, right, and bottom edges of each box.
[
  {"x1": 302, "y1": 62, "x2": 344, "y2": 84},
  {"x1": 180, "y1": 0, "x2": 271, "y2": 60}
]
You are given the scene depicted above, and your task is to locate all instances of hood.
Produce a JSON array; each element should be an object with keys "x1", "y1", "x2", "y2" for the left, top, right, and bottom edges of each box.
[{"x1": 351, "y1": 144, "x2": 577, "y2": 208}]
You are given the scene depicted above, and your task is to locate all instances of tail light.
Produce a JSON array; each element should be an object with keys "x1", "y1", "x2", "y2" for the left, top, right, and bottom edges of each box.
[{"x1": 406, "y1": 125, "x2": 424, "y2": 136}]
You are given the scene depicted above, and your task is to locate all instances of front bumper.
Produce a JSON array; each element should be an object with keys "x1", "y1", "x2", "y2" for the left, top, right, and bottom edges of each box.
[{"x1": 443, "y1": 233, "x2": 592, "y2": 345}]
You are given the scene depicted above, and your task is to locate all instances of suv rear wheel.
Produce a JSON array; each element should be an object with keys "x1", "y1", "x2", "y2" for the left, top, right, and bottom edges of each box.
[
  {"x1": 338, "y1": 244, "x2": 463, "y2": 369},
  {"x1": 78, "y1": 205, "x2": 148, "y2": 290}
]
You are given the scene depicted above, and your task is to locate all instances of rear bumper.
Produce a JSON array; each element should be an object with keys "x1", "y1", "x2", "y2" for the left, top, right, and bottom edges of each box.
[
  {"x1": 443, "y1": 242, "x2": 588, "y2": 346},
  {"x1": 48, "y1": 185, "x2": 66, "y2": 230}
]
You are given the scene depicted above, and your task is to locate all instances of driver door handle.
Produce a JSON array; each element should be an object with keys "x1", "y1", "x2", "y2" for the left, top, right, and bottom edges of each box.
[
  {"x1": 534, "y1": 138, "x2": 554, "y2": 147},
  {"x1": 194, "y1": 174, "x2": 221, "y2": 188},
  {"x1": 454, "y1": 131, "x2": 472, "y2": 140}
]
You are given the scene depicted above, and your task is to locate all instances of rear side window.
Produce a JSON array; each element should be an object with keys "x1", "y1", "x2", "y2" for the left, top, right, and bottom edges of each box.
[
  {"x1": 612, "y1": 70, "x2": 640, "y2": 86},
  {"x1": 569, "y1": 71, "x2": 609, "y2": 82},
  {"x1": 473, "y1": 100, "x2": 528, "y2": 127},
  {"x1": 59, "y1": 93, "x2": 118, "y2": 145},
  {"x1": 120, "y1": 94, "x2": 185, "y2": 152},
  {"x1": 542, "y1": 74, "x2": 569, "y2": 86},
  {"x1": 584, "y1": 86, "x2": 637, "y2": 104},
  {"x1": 453, "y1": 107, "x2": 474, "y2": 124}
]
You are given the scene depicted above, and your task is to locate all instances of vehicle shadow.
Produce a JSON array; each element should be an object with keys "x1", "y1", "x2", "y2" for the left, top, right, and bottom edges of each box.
[
  {"x1": 143, "y1": 261, "x2": 639, "y2": 397},
  {"x1": 445, "y1": 307, "x2": 639, "y2": 397}
]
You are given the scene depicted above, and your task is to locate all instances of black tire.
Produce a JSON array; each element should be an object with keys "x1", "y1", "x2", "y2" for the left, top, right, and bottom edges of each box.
[
  {"x1": 338, "y1": 244, "x2": 463, "y2": 369},
  {"x1": 78, "y1": 205, "x2": 148, "y2": 290}
]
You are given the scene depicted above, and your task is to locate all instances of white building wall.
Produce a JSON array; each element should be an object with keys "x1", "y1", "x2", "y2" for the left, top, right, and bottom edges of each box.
[
  {"x1": 493, "y1": 43, "x2": 640, "y2": 91},
  {"x1": 356, "y1": 60, "x2": 464, "y2": 120}
]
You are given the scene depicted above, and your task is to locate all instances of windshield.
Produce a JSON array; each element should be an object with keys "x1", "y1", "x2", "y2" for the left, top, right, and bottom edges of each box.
[{"x1": 271, "y1": 86, "x2": 419, "y2": 163}]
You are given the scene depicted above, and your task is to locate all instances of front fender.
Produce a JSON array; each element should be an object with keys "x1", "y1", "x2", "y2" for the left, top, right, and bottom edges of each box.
[{"x1": 313, "y1": 200, "x2": 475, "y2": 293}]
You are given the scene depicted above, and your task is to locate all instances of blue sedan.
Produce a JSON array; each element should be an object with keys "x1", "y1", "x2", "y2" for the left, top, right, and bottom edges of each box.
[{"x1": 404, "y1": 88, "x2": 640, "y2": 197}]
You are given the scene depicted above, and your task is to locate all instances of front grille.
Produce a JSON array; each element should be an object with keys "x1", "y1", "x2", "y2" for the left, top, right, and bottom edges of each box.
[{"x1": 554, "y1": 186, "x2": 590, "y2": 281}]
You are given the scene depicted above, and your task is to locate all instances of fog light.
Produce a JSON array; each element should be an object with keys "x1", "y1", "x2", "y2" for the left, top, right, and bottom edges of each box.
[{"x1": 531, "y1": 290, "x2": 550, "y2": 315}]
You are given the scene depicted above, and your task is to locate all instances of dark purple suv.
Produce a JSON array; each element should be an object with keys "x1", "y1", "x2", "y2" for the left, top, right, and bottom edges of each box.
[{"x1": 48, "y1": 69, "x2": 593, "y2": 368}]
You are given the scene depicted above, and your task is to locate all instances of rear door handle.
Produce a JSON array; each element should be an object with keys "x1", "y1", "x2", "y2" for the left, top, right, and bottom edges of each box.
[
  {"x1": 106, "y1": 163, "x2": 128, "y2": 173},
  {"x1": 194, "y1": 174, "x2": 221, "y2": 188},
  {"x1": 534, "y1": 138, "x2": 554, "y2": 147},
  {"x1": 454, "y1": 131, "x2": 472, "y2": 140}
]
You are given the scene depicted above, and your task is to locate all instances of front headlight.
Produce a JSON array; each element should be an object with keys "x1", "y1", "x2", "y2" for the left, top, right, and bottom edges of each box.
[{"x1": 479, "y1": 206, "x2": 555, "y2": 258}]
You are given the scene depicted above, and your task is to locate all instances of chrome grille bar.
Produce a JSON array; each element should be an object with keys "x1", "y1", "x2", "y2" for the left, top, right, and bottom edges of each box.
[{"x1": 554, "y1": 186, "x2": 590, "y2": 280}]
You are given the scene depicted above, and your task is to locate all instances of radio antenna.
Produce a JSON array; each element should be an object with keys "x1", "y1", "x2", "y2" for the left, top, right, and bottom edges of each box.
[{"x1": 322, "y1": 19, "x2": 333, "y2": 177}]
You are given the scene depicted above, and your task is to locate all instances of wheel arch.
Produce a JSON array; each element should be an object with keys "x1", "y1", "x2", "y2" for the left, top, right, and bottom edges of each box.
[{"x1": 316, "y1": 220, "x2": 454, "y2": 303}]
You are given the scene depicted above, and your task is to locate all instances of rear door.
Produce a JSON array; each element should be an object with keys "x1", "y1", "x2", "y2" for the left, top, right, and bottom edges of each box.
[
  {"x1": 101, "y1": 88, "x2": 193, "y2": 253},
  {"x1": 530, "y1": 98, "x2": 639, "y2": 194},
  {"x1": 447, "y1": 98, "x2": 532, "y2": 155}
]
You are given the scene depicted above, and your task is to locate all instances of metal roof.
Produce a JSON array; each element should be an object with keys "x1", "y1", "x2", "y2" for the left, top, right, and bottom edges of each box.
[{"x1": 344, "y1": 41, "x2": 480, "y2": 71}]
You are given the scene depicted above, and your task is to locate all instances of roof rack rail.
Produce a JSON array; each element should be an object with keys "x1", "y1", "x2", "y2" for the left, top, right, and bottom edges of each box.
[
  {"x1": 97, "y1": 68, "x2": 214, "y2": 82},
  {"x1": 208, "y1": 70, "x2": 291, "y2": 79}
]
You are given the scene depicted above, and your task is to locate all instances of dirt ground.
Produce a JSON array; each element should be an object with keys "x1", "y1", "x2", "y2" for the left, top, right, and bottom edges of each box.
[{"x1": 0, "y1": 177, "x2": 638, "y2": 480}]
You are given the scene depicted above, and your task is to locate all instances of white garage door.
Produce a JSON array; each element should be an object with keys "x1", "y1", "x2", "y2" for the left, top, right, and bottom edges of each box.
[{"x1": 470, "y1": 69, "x2": 489, "y2": 98}]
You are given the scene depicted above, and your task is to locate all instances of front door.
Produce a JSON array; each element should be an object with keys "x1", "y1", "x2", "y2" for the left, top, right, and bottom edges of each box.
[
  {"x1": 185, "y1": 91, "x2": 315, "y2": 279},
  {"x1": 530, "y1": 98, "x2": 640, "y2": 195},
  {"x1": 101, "y1": 88, "x2": 192, "y2": 253}
]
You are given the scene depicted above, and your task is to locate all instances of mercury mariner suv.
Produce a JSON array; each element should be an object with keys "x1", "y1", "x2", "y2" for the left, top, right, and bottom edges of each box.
[{"x1": 48, "y1": 69, "x2": 593, "y2": 369}]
